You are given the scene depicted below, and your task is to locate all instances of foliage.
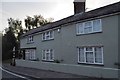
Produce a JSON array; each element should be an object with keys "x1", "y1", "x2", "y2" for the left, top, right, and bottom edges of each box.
[
  {"x1": 2, "y1": 27, "x2": 16, "y2": 60},
  {"x1": 2, "y1": 18, "x2": 24, "y2": 60},
  {"x1": 24, "y1": 15, "x2": 54, "y2": 30},
  {"x1": 2, "y1": 14, "x2": 54, "y2": 60},
  {"x1": 54, "y1": 59, "x2": 64, "y2": 63},
  {"x1": 114, "y1": 62, "x2": 120, "y2": 69},
  {"x1": 8, "y1": 18, "x2": 22, "y2": 34}
]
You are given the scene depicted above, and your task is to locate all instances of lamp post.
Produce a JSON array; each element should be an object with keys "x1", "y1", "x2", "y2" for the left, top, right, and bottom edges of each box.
[{"x1": 11, "y1": 47, "x2": 16, "y2": 66}]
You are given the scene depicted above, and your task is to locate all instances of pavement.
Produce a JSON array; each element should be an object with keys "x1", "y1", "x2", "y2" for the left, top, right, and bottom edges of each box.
[
  {"x1": 2, "y1": 63, "x2": 88, "y2": 79},
  {"x1": 2, "y1": 63, "x2": 118, "y2": 80}
]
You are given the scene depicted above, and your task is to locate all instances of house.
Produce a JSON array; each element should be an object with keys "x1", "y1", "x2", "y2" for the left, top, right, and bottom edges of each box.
[{"x1": 17, "y1": 0, "x2": 120, "y2": 78}]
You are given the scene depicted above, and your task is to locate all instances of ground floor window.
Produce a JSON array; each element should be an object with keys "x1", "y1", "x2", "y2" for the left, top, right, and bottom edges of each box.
[
  {"x1": 42, "y1": 49, "x2": 54, "y2": 61},
  {"x1": 25, "y1": 49, "x2": 36, "y2": 60},
  {"x1": 78, "y1": 46, "x2": 103, "y2": 64}
]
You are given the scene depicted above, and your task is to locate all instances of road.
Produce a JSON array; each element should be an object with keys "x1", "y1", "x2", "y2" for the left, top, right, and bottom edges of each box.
[{"x1": 1, "y1": 67, "x2": 31, "y2": 80}]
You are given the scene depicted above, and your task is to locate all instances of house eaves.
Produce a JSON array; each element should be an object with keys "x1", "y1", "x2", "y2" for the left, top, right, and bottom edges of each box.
[{"x1": 21, "y1": 1, "x2": 120, "y2": 38}]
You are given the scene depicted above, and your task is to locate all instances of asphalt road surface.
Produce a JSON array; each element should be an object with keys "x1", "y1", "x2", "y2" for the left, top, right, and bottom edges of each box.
[{"x1": 1, "y1": 67, "x2": 31, "y2": 80}]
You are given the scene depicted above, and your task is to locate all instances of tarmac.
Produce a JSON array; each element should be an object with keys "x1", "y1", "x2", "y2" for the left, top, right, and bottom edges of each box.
[
  {"x1": 2, "y1": 63, "x2": 88, "y2": 79},
  {"x1": 2, "y1": 63, "x2": 117, "y2": 80}
]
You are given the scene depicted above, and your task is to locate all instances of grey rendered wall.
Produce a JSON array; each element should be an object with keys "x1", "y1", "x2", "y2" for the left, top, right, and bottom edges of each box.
[
  {"x1": 20, "y1": 15, "x2": 119, "y2": 78},
  {"x1": 20, "y1": 15, "x2": 119, "y2": 68},
  {"x1": 20, "y1": 34, "x2": 42, "y2": 59},
  {"x1": 45, "y1": 15, "x2": 118, "y2": 68},
  {"x1": 100, "y1": 15, "x2": 118, "y2": 68},
  {"x1": 74, "y1": 15, "x2": 118, "y2": 68}
]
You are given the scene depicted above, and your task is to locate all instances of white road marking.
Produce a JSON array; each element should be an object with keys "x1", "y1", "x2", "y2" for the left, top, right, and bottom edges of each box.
[{"x1": 0, "y1": 67, "x2": 31, "y2": 80}]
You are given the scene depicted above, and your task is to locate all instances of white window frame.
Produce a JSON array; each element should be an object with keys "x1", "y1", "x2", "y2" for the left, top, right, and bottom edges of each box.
[
  {"x1": 25, "y1": 50, "x2": 29, "y2": 60},
  {"x1": 42, "y1": 30, "x2": 54, "y2": 41},
  {"x1": 76, "y1": 19, "x2": 102, "y2": 35},
  {"x1": 25, "y1": 49, "x2": 36, "y2": 60},
  {"x1": 42, "y1": 50, "x2": 46, "y2": 60},
  {"x1": 78, "y1": 46, "x2": 103, "y2": 65},
  {"x1": 27, "y1": 35, "x2": 34, "y2": 43},
  {"x1": 42, "y1": 49, "x2": 54, "y2": 61},
  {"x1": 76, "y1": 23, "x2": 84, "y2": 34},
  {"x1": 85, "y1": 47, "x2": 94, "y2": 63},
  {"x1": 84, "y1": 21, "x2": 93, "y2": 34}
]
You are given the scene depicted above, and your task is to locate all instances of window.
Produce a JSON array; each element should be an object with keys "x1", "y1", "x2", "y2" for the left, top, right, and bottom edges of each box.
[
  {"x1": 27, "y1": 36, "x2": 34, "y2": 43},
  {"x1": 76, "y1": 19, "x2": 102, "y2": 35},
  {"x1": 42, "y1": 33, "x2": 45, "y2": 40},
  {"x1": 25, "y1": 49, "x2": 36, "y2": 60},
  {"x1": 42, "y1": 49, "x2": 54, "y2": 61},
  {"x1": 93, "y1": 19, "x2": 102, "y2": 32},
  {"x1": 42, "y1": 50, "x2": 46, "y2": 60},
  {"x1": 76, "y1": 23, "x2": 84, "y2": 34},
  {"x1": 85, "y1": 47, "x2": 94, "y2": 63},
  {"x1": 84, "y1": 21, "x2": 92, "y2": 33},
  {"x1": 78, "y1": 46, "x2": 103, "y2": 64},
  {"x1": 95, "y1": 47, "x2": 103, "y2": 63},
  {"x1": 42, "y1": 31, "x2": 54, "y2": 41}
]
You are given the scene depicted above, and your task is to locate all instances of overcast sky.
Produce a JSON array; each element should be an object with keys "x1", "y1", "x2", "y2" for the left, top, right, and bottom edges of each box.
[{"x1": 0, "y1": 0, "x2": 120, "y2": 31}]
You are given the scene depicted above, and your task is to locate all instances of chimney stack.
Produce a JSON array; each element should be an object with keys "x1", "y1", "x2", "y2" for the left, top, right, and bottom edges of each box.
[{"x1": 74, "y1": 0, "x2": 86, "y2": 14}]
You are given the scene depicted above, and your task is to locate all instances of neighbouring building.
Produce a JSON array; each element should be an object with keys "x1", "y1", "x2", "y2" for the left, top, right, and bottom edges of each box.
[{"x1": 17, "y1": 0, "x2": 120, "y2": 78}]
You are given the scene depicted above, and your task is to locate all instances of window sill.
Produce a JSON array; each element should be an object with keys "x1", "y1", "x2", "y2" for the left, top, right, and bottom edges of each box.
[
  {"x1": 25, "y1": 59, "x2": 39, "y2": 61},
  {"x1": 42, "y1": 60, "x2": 54, "y2": 62},
  {"x1": 77, "y1": 62, "x2": 104, "y2": 66},
  {"x1": 76, "y1": 31, "x2": 102, "y2": 36},
  {"x1": 42, "y1": 38, "x2": 54, "y2": 42}
]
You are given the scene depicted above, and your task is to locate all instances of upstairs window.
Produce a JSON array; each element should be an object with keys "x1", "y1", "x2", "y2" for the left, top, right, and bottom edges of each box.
[
  {"x1": 42, "y1": 30, "x2": 54, "y2": 41},
  {"x1": 93, "y1": 19, "x2": 102, "y2": 32},
  {"x1": 76, "y1": 23, "x2": 84, "y2": 34},
  {"x1": 76, "y1": 19, "x2": 102, "y2": 35},
  {"x1": 27, "y1": 35, "x2": 34, "y2": 43},
  {"x1": 84, "y1": 21, "x2": 92, "y2": 34}
]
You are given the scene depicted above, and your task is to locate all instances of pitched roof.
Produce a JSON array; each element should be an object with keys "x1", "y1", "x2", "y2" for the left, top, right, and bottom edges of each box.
[{"x1": 21, "y1": 1, "x2": 120, "y2": 38}]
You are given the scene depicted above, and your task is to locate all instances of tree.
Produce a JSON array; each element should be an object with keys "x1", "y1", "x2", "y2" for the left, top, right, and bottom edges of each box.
[
  {"x1": 8, "y1": 18, "x2": 23, "y2": 36},
  {"x1": 24, "y1": 15, "x2": 54, "y2": 30},
  {"x1": 25, "y1": 16, "x2": 32, "y2": 30},
  {"x1": 2, "y1": 18, "x2": 24, "y2": 60},
  {"x1": 2, "y1": 14, "x2": 53, "y2": 60},
  {"x1": 2, "y1": 27, "x2": 16, "y2": 60}
]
